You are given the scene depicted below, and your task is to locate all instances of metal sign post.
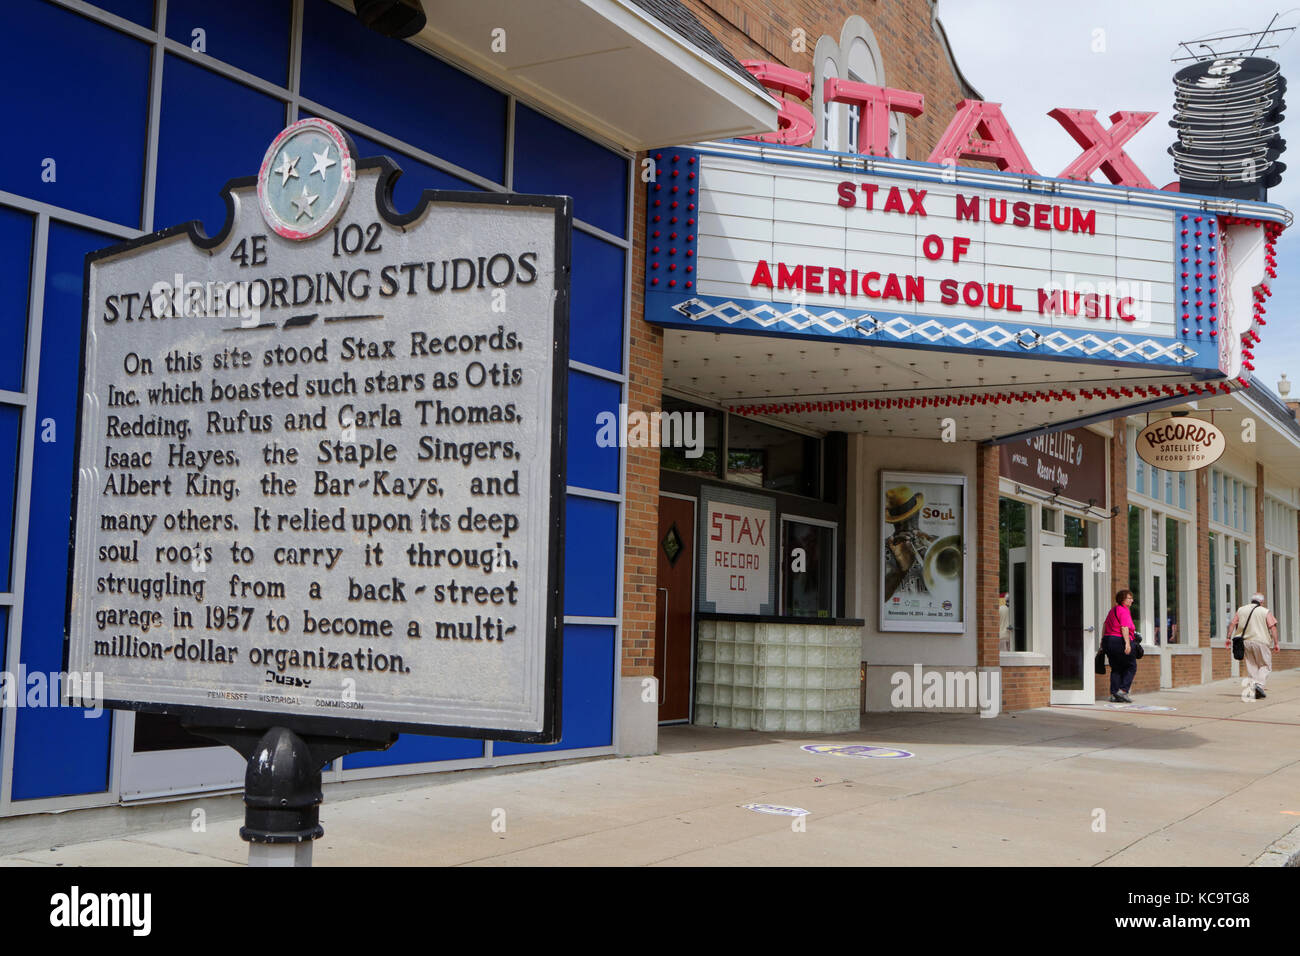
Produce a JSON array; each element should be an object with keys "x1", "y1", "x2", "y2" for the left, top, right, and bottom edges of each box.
[{"x1": 65, "y1": 120, "x2": 569, "y2": 865}]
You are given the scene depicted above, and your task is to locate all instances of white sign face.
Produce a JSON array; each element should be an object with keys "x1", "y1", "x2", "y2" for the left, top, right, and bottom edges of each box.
[
  {"x1": 67, "y1": 137, "x2": 569, "y2": 740},
  {"x1": 692, "y1": 155, "x2": 1179, "y2": 335},
  {"x1": 703, "y1": 500, "x2": 772, "y2": 614},
  {"x1": 880, "y1": 473, "x2": 965, "y2": 632},
  {"x1": 1135, "y1": 418, "x2": 1226, "y2": 472}
]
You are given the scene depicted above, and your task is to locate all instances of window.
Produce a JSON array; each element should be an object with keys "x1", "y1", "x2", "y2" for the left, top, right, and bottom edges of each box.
[
  {"x1": 1063, "y1": 514, "x2": 1092, "y2": 547},
  {"x1": 1041, "y1": 507, "x2": 1057, "y2": 533},
  {"x1": 1209, "y1": 532, "x2": 1219, "y2": 643},
  {"x1": 821, "y1": 59, "x2": 840, "y2": 150},
  {"x1": 1128, "y1": 505, "x2": 1142, "y2": 612},
  {"x1": 659, "y1": 395, "x2": 722, "y2": 478},
  {"x1": 998, "y1": 497, "x2": 1031, "y2": 652},
  {"x1": 782, "y1": 518, "x2": 836, "y2": 617},
  {"x1": 726, "y1": 415, "x2": 820, "y2": 497},
  {"x1": 1165, "y1": 516, "x2": 1183, "y2": 644}
]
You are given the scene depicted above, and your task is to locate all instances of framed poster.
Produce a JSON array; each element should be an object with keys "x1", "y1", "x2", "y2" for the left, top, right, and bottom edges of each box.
[{"x1": 879, "y1": 471, "x2": 966, "y2": 633}]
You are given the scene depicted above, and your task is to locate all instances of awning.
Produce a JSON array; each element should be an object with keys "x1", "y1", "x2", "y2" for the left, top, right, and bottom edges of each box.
[
  {"x1": 415, "y1": 0, "x2": 779, "y2": 149},
  {"x1": 650, "y1": 140, "x2": 1290, "y2": 441}
]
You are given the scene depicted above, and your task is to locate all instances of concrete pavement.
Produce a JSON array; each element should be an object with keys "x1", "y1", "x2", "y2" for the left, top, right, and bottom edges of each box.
[{"x1": 3, "y1": 670, "x2": 1300, "y2": 866}]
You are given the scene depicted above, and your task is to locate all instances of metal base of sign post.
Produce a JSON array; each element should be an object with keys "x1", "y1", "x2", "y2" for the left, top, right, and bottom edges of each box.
[{"x1": 186, "y1": 724, "x2": 396, "y2": 868}]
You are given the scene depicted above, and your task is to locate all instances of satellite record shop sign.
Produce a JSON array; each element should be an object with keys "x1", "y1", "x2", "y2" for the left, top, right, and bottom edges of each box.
[{"x1": 67, "y1": 119, "x2": 569, "y2": 742}]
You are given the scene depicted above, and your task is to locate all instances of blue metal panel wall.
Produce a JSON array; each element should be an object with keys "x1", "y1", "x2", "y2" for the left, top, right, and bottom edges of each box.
[
  {"x1": 0, "y1": 407, "x2": 21, "y2": 594},
  {"x1": 494, "y1": 625, "x2": 616, "y2": 754},
  {"x1": 0, "y1": 1, "x2": 151, "y2": 228},
  {"x1": 2, "y1": 0, "x2": 628, "y2": 792},
  {"x1": 0, "y1": 209, "x2": 33, "y2": 392},
  {"x1": 165, "y1": 0, "x2": 292, "y2": 86},
  {"x1": 11, "y1": 223, "x2": 117, "y2": 801},
  {"x1": 154, "y1": 55, "x2": 287, "y2": 235},
  {"x1": 300, "y1": 0, "x2": 507, "y2": 184}
]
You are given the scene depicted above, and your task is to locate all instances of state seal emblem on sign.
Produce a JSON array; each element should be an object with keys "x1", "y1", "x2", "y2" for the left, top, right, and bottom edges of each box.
[{"x1": 257, "y1": 117, "x2": 355, "y2": 240}]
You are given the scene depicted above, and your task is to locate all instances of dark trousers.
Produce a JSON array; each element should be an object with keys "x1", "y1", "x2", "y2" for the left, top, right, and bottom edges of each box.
[{"x1": 1103, "y1": 635, "x2": 1137, "y2": 695}]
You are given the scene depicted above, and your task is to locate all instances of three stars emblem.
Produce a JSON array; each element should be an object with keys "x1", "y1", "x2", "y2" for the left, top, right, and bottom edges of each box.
[{"x1": 275, "y1": 146, "x2": 336, "y2": 220}]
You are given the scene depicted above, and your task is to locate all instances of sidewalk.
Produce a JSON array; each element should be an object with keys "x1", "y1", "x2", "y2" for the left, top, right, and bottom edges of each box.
[{"x1": 3, "y1": 671, "x2": 1300, "y2": 866}]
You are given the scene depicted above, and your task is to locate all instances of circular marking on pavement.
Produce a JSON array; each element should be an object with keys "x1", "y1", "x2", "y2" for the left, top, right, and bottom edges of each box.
[
  {"x1": 1100, "y1": 703, "x2": 1176, "y2": 712},
  {"x1": 800, "y1": 743, "x2": 914, "y2": 759},
  {"x1": 741, "y1": 804, "x2": 809, "y2": 816}
]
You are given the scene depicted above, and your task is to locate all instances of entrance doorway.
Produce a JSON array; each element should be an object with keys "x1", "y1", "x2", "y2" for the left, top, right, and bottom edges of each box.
[
  {"x1": 1043, "y1": 546, "x2": 1097, "y2": 704},
  {"x1": 655, "y1": 494, "x2": 696, "y2": 723}
]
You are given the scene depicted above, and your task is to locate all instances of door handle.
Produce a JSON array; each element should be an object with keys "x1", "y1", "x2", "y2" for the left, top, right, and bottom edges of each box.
[
  {"x1": 657, "y1": 588, "x2": 669, "y2": 706},
  {"x1": 1084, "y1": 625, "x2": 1095, "y2": 633}
]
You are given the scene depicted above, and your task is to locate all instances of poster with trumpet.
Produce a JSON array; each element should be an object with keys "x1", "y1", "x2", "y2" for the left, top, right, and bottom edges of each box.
[{"x1": 880, "y1": 472, "x2": 966, "y2": 633}]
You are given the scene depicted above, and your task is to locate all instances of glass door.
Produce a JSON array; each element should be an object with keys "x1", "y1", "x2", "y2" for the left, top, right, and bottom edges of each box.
[
  {"x1": 1042, "y1": 546, "x2": 1097, "y2": 704},
  {"x1": 1147, "y1": 550, "x2": 1166, "y2": 647}
]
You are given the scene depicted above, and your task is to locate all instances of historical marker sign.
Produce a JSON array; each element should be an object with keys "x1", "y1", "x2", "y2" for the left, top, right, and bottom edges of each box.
[{"x1": 67, "y1": 120, "x2": 569, "y2": 742}]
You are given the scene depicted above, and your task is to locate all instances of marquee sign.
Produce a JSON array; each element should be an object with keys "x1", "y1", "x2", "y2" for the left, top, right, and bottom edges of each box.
[
  {"x1": 66, "y1": 121, "x2": 570, "y2": 742},
  {"x1": 643, "y1": 137, "x2": 1299, "y2": 390},
  {"x1": 645, "y1": 143, "x2": 1238, "y2": 372}
]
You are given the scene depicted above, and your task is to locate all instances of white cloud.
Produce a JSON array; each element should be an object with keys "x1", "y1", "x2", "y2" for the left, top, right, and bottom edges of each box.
[{"x1": 936, "y1": 0, "x2": 1299, "y2": 393}]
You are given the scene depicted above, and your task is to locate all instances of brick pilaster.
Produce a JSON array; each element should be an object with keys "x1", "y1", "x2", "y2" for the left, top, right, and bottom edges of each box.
[
  {"x1": 620, "y1": 156, "x2": 661, "y2": 678},
  {"x1": 1108, "y1": 419, "x2": 1129, "y2": 595},
  {"x1": 976, "y1": 443, "x2": 1000, "y2": 667},
  {"x1": 1197, "y1": 468, "x2": 1210, "y2": 648},
  {"x1": 1256, "y1": 463, "x2": 1267, "y2": 601}
]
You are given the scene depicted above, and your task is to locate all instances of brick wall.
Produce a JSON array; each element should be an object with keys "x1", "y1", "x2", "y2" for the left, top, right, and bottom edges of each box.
[
  {"x1": 1211, "y1": 645, "x2": 1232, "y2": 681},
  {"x1": 1094, "y1": 647, "x2": 1160, "y2": 698},
  {"x1": 1197, "y1": 468, "x2": 1210, "y2": 648},
  {"x1": 1171, "y1": 654, "x2": 1201, "y2": 687},
  {"x1": 976, "y1": 443, "x2": 1000, "y2": 667},
  {"x1": 621, "y1": 169, "x2": 661, "y2": 678},
  {"x1": 1002, "y1": 665, "x2": 1048, "y2": 711},
  {"x1": 1256, "y1": 463, "x2": 1266, "y2": 605},
  {"x1": 1108, "y1": 421, "x2": 1128, "y2": 595},
  {"x1": 682, "y1": 0, "x2": 982, "y2": 162}
]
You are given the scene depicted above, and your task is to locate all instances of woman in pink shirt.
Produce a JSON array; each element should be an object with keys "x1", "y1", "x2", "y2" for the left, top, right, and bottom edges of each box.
[{"x1": 1100, "y1": 589, "x2": 1138, "y2": 702}]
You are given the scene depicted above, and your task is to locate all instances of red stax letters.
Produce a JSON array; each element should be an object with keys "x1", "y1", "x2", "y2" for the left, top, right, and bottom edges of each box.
[
  {"x1": 928, "y1": 100, "x2": 1036, "y2": 174},
  {"x1": 740, "y1": 60, "x2": 814, "y2": 146},
  {"x1": 1048, "y1": 109, "x2": 1157, "y2": 188},
  {"x1": 740, "y1": 62, "x2": 1158, "y2": 188},
  {"x1": 823, "y1": 77, "x2": 924, "y2": 157}
]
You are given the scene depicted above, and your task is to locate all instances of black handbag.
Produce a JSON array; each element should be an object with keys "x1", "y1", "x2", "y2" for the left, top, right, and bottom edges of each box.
[
  {"x1": 1094, "y1": 646, "x2": 1107, "y2": 674},
  {"x1": 1232, "y1": 607, "x2": 1259, "y2": 661}
]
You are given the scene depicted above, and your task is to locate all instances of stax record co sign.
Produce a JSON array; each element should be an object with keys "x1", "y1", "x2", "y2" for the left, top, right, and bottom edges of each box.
[{"x1": 741, "y1": 60, "x2": 1161, "y2": 187}]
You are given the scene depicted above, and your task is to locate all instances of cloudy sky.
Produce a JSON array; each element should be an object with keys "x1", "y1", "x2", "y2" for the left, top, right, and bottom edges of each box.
[{"x1": 936, "y1": 0, "x2": 1299, "y2": 397}]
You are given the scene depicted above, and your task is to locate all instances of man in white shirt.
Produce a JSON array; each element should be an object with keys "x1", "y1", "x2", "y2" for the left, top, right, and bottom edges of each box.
[{"x1": 1226, "y1": 593, "x2": 1280, "y2": 700}]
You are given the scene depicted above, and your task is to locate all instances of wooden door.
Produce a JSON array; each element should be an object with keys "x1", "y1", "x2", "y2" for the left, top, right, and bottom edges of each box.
[{"x1": 655, "y1": 496, "x2": 695, "y2": 722}]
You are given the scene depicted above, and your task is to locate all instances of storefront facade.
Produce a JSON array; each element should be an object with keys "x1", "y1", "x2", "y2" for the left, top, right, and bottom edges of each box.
[
  {"x1": 624, "y1": 1, "x2": 1295, "y2": 730},
  {"x1": 0, "y1": 0, "x2": 775, "y2": 815},
  {"x1": 0, "y1": 0, "x2": 1296, "y2": 820}
]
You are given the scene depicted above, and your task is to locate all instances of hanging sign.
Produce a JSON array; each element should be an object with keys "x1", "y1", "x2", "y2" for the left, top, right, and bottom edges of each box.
[
  {"x1": 1135, "y1": 417, "x2": 1226, "y2": 471},
  {"x1": 66, "y1": 119, "x2": 571, "y2": 742},
  {"x1": 999, "y1": 427, "x2": 1108, "y2": 505}
]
